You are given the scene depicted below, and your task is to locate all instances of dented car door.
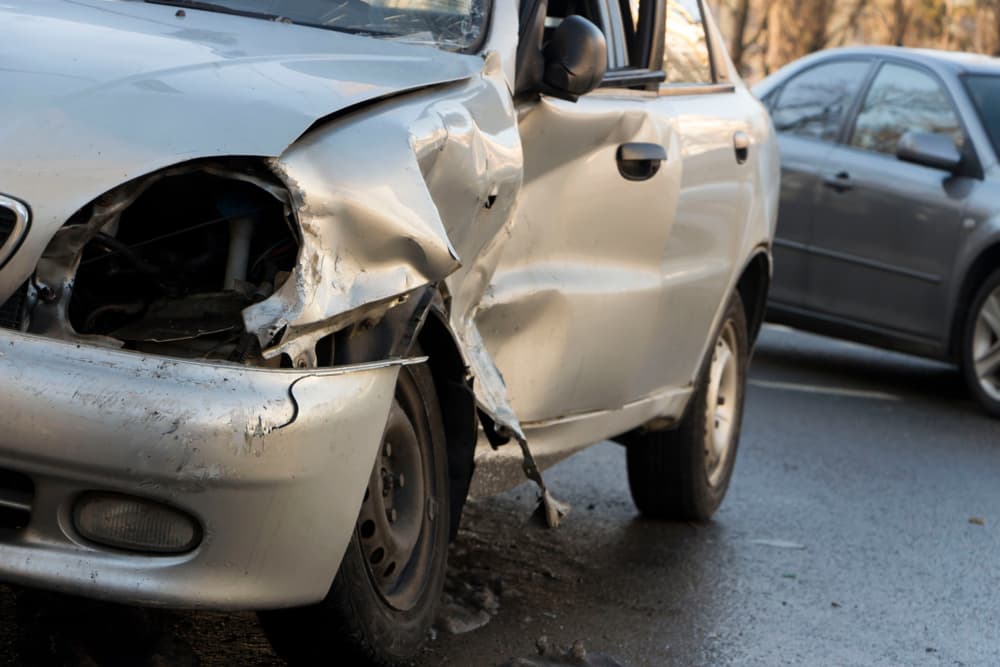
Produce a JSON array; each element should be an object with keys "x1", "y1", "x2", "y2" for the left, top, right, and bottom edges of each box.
[
  {"x1": 478, "y1": 4, "x2": 682, "y2": 428},
  {"x1": 480, "y1": 94, "x2": 682, "y2": 424}
]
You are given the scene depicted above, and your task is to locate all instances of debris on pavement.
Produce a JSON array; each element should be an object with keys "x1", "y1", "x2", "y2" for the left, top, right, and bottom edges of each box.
[
  {"x1": 500, "y1": 637, "x2": 628, "y2": 666},
  {"x1": 435, "y1": 563, "x2": 504, "y2": 635},
  {"x1": 749, "y1": 538, "x2": 806, "y2": 549},
  {"x1": 969, "y1": 516, "x2": 985, "y2": 526}
]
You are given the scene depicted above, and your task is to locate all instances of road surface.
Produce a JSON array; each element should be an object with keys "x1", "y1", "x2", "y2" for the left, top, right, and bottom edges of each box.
[{"x1": 2, "y1": 325, "x2": 997, "y2": 666}]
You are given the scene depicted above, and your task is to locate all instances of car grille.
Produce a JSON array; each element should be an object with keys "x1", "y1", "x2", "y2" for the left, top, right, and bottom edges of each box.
[
  {"x1": 0, "y1": 282, "x2": 28, "y2": 330},
  {"x1": 0, "y1": 468, "x2": 34, "y2": 531}
]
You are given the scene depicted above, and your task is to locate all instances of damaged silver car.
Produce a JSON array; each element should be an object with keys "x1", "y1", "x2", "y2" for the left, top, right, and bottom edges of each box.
[{"x1": 0, "y1": 0, "x2": 778, "y2": 663}]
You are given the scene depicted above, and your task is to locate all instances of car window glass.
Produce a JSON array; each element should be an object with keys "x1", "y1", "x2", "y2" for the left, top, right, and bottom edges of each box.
[
  {"x1": 663, "y1": 0, "x2": 713, "y2": 84},
  {"x1": 850, "y1": 63, "x2": 964, "y2": 155},
  {"x1": 964, "y1": 75, "x2": 1000, "y2": 157},
  {"x1": 194, "y1": 0, "x2": 489, "y2": 50},
  {"x1": 771, "y1": 60, "x2": 870, "y2": 141}
]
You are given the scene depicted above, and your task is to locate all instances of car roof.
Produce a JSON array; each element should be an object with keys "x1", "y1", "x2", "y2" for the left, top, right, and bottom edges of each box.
[{"x1": 810, "y1": 46, "x2": 1000, "y2": 76}]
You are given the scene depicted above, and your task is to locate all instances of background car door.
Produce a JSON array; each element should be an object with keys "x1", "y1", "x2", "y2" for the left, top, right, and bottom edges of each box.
[
  {"x1": 808, "y1": 61, "x2": 971, "y2": 341},
  {"x1": 766, "y1": 58, "x2": 874, "y2": 308},
  {"x1": 477, "y1": 0, "x2": 682, "y2": 424}
]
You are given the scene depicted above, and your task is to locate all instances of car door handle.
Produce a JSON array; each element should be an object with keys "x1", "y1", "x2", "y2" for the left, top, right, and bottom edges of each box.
[
  {"x1": 734, "y1": 131, "x2": 750, "y2": 164},
  {"x1": 823, "y1": 171, "x2": 853, "y2": 193},
  {"x1": 617, "y1": 143, "x2": 667, "y2": 181}
]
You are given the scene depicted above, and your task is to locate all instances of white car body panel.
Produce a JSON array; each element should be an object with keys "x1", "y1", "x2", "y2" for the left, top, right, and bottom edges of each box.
[{"x1": 0, "y1": 0, "x2": 777, "y2": 607}]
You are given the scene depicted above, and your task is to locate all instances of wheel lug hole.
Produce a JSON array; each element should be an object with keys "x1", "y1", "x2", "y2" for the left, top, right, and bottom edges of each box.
[{"x1": 387, "y1": 508, "x2": 398, "y2": 523}]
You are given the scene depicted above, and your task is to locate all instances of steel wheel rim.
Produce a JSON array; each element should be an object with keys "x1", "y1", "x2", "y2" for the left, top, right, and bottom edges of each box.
[
  {"x1": 704, "y1": 320, "x2": 740, "y2": 487},
  {"x1": 356, "y1": 400, "x2": 435, "y2": 611},
  {"x1": 973, "y1": 286, "x2": 1000, "y2": 402}
]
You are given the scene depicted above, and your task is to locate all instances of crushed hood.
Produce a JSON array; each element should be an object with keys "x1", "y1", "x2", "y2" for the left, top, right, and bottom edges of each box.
[{"x1": 0, "y1": 0, "x2": 481, "y2": 243}]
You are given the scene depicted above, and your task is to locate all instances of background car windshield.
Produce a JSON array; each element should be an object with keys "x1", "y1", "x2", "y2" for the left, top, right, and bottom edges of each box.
[
  {"x1": 193, "y1": 0, "x2": 487, "y2": 50},
  {"x1": 964, "y1": 75, "x2": 1000, "y2": 157}
]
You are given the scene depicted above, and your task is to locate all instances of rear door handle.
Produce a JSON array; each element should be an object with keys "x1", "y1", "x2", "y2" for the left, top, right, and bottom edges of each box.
[
  {"x1": 617, "y1": 143, "x2": 667, "y2": 181},
  {"x1": 734, "y1": 131, "x2": 750, "y2": 164},
  {"x1": 823, "y1": 171, "x2": 853, "y2": 193}
]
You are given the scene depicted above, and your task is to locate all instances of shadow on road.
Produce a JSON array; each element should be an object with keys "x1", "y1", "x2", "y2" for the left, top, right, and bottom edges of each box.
[{"x1": 752, "y1": 326, "x2": 970, "y2": 404}]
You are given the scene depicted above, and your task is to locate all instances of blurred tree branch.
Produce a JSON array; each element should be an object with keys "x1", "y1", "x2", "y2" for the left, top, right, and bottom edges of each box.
[{"x1": 712, "y1": 0, "x2": 996, "y2": 81}]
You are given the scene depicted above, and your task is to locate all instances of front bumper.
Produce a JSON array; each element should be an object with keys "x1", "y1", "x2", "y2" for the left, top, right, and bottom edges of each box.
[{"x1": 0, "y1": 330, "x2": 404, "y2": 609}]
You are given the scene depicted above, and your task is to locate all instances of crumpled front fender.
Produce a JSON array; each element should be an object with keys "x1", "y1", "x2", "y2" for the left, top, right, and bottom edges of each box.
[{"x1": 246, "y1": 53, "x2": 526, "y2": 435}]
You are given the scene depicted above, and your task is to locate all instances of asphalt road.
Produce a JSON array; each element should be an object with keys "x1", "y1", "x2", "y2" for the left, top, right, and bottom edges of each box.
[{"x1": 2, "y1": 325, "x2": 998, "y2": 666}]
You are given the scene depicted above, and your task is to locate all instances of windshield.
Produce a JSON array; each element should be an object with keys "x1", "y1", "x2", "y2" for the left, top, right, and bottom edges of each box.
[
  {"x1": 964, "y1": 74, "x2": 1000, "y2": 157},
  {"x1": 147, "y1": 0, "x2": 489, "y2": 51}
]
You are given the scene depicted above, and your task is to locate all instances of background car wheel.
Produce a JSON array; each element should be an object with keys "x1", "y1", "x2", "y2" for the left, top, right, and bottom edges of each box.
[
  {"x1": 962, "y1": 269, "x2": 1000, "y2": 417},
  {"x1": 624, "y1": 293, "x2": 749, "y2": 521},
  {"x1": 259, "y1": 356, "x2": 449, "y2": 666}
]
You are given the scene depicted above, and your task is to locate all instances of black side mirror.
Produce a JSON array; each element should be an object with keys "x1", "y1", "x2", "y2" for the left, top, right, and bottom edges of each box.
[
  {"x1": 897, "y1": 131, "x2": 963, "y2": 173},
  {"x1": 542, "y1": 15, "x2": 607, "y2": 101}
]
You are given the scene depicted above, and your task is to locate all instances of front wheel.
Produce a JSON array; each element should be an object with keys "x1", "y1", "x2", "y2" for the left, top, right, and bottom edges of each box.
[
  {"x1": 625, "y1": 293, "x2": 749, "y2": 521},
  {"x1": 259, "y1": 357, "x2": 450, "y2": 666},
  {"x1": 961, "y1": 269, "x2": 1000, "y2": 417}
]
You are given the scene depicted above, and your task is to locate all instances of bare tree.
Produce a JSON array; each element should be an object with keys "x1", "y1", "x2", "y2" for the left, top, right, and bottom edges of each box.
[{"x1": 714, "y1": 0, "x2": 998, "y2": 83}]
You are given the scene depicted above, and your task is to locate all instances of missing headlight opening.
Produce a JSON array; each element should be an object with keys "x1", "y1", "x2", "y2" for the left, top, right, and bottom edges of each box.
[{"x1": 32, "y1": 162, "x2": 301, "y2": 365}]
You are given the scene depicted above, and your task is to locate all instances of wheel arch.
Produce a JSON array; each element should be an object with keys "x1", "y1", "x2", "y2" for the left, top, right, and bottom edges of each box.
[
  {"x1": 415, "y1": 307, "x2": 478, "y2": 541},
  {"x1": 949, "y1": 241, "x2": 1000, "y2": 360},
  {"x1": 735, "y1": 248, "x2": 772, "y2": 346}
]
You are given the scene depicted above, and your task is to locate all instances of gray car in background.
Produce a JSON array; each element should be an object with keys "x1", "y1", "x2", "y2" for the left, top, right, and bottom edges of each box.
[{"x1": 755, "y1": 47, "x2": 1000, "y2": 416}]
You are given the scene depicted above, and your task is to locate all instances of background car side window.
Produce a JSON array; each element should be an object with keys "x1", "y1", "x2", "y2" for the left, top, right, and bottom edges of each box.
[
  {"x1": 850, "y1": 63, "x2": 964, "y2": 156},
  {"x1": 771, "y1": 60, "x2": 870, "y2": 141},
  {"x1": 663, "y1": 0, "x2": 713, "y2": 84}
]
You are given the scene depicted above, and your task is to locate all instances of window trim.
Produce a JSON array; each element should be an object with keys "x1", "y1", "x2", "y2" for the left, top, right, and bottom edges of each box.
[
  {"x1": 657, "y1": 0, "x2": 729, "y2": 94},
  {"x1": 601, "y1": 68, "x2": 667, "y2": 89},
  {"x1": 768, "y1": 56, "x2": 876, "y2": 145},
  {"x1": 601, "y1": 0, "x2": 630, "y2": 70},
  {"x1": 698, "y1": 0, "x2": 720, "y2": 83},
  {"x1": 659, "y1": 81, "x2": 735, "y2": 96},
  {"x1": 621, "y1": 0, "x2": 662, "y2": 70},
  {"x1": 600, "y1": 0, "x2": 664, "y2": 90}
]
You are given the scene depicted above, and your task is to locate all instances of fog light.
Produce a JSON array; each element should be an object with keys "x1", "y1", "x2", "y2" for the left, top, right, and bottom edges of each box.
[{"x1": 73, "y1": 493, "x2": 201, "y2": 554}]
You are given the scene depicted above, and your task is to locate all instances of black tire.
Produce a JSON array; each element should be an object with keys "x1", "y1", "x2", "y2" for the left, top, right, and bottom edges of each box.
[
  {"x1": 625, "y1": 293, "x2": 749, "y2": 521},
  {"x1": 259, "y1": 357, "x2": 450, "y2": 666},
  {"x1": 961, "y1": 268, "x2": 1000, "y2": 417}
]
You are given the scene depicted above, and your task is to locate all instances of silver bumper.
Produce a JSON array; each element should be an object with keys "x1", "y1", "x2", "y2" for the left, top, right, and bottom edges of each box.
[{"x1": 0, "y1": 330, "x2": 403, "y2": 609}]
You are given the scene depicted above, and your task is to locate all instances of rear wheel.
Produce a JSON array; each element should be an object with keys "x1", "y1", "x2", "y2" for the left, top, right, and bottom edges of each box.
[
  {"x1": 259, "y1": 357, "x2": 449, "y2": 666},
  {"x1": 625, "y1": 293, "x2": 749, "y2": 520},
  {"x1": 962, "y1": 269, "x2": 1000, "y2": 417}
]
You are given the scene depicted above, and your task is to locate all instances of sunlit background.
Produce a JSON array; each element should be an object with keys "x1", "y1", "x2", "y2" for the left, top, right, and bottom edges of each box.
[{"x1": 707, "y1": 0, "x2": 998, "y2": 81}]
